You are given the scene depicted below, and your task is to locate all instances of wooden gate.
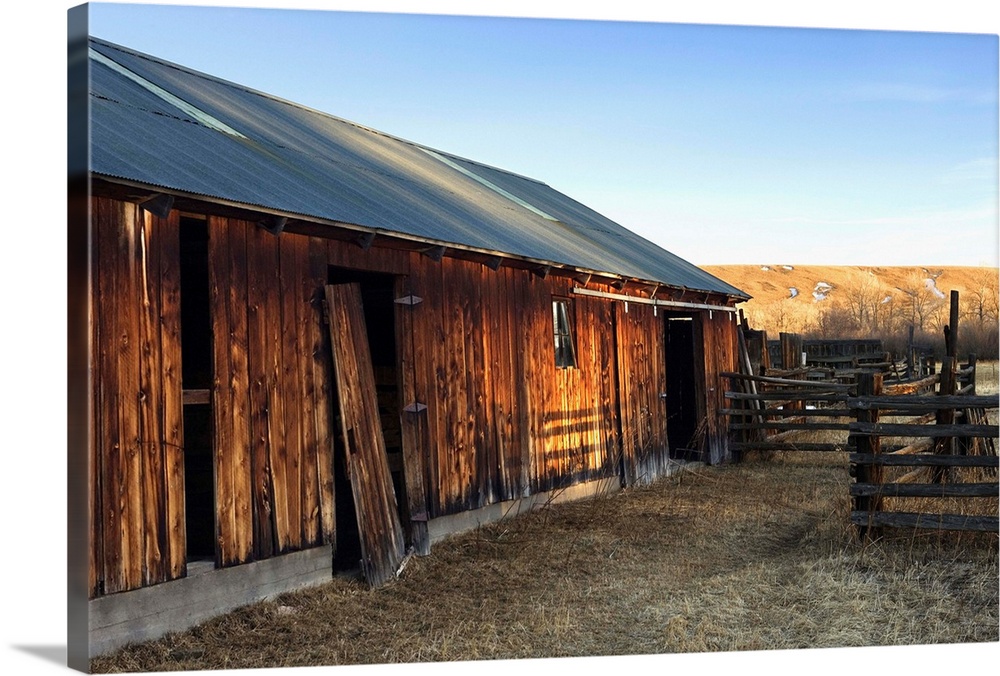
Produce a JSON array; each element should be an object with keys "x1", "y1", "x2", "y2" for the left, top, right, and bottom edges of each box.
[{"x1": 325, "y1": 283, "x2": 406, "y2": 587}]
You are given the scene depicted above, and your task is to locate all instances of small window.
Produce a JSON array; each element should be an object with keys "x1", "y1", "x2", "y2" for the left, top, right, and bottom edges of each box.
[{"x1": 553, "y1": 298, "x2": 577, "y2": 368}]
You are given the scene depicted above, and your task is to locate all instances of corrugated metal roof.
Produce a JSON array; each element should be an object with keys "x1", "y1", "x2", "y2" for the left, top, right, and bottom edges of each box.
[{"x1": 88, "y1": 37, "x2": 747, "y2": 299}]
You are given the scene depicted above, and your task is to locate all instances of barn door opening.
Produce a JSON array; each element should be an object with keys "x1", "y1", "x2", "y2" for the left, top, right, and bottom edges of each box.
[
  {"x1": 664, "y1": 313, "x2": 700, "y2": 461},
  {"x1": 325, "y1": 274, "x2": 406, "y2": 586},
  {"x1": 178, "y1": 215, "x2": 216, "y2": 565}
]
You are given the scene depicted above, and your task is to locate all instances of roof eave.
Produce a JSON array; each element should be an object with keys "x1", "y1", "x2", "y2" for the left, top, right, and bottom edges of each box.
[{"x1": 91, "y1": 174, "x2": 749, "y2": 304}]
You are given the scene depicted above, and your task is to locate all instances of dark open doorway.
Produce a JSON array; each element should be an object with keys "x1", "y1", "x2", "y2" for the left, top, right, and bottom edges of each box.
[
  {"x1": 327, "y1": 268, "x2": 406, "y2": 574},
  {"x1": 179, "y1": 216, "x2": 216, "y2": 562},
  {"x1": 664, "y1": 313, "x2": 700, "y2": 461}
]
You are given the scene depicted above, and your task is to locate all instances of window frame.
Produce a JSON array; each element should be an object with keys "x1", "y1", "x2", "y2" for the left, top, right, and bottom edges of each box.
[{"x1": 552, "y1": 297, "x2": 578, "y2": 369}]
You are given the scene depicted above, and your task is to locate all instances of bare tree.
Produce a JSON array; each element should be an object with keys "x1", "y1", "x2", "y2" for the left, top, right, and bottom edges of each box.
[
  {"x1": 963, "y1": 268, "x2": 999, "y2": 325},
  {"x1": 895, "y1": 272, "x2": 946, "y2": 332}
]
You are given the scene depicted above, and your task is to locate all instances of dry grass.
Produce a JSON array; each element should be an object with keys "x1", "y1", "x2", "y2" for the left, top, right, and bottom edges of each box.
[
  {"x1": 91, "y1": 445, "x2": 998, "y2": 673},
  {"x1": 90, "y1": 365, "x2": 1000, "y2": 672}
]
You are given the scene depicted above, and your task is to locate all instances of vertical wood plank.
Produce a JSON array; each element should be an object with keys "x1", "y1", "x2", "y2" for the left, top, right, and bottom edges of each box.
[
  {"x1": 468, "y1": 262, "x2": 491, "y2": 506},
  {"x1": 208, "y1": 216, "x2": 235, "y2": 566},
  {"x1": 423, "y1": 256, "x2": 446, "y2": 514},
  {"x1": 95, "y1": 198, "x2": 122, "y2": 593},
  {"x1": 615, "y1": 302, "x2": 634, "y2": 485},
  {"x1": 279, "y1": 235, "x2": 304, "y2": 551},
  {"x1": 854, "y1": 372, "x2": 883, "y2": 540},
  {"x1": 502, "y1": 267, "x2": 522, "y2": 498},
  {"x1": 138, "y1": 210, "x2": 167, "y2": 585},
  {"x1": 410, "y1": 252, "x2": 444, "y2": 516},
  {"x1": 296, "y1": 237, "x2": 320, "y2": 545},
  {"x1": 444, "y1": 257, "x2": 471, "y2": 510},
  {"x1": 262, "y1": 233, "x2": 289, "y2": 553},
  {"x1": 519, "y1": 271, "x2": 533, "y2": 492},
  {"x1": 157, "y1": 210, "x2": 187, "y2": 580},
  {"x1": 395, "y1": 272, "x2": 430, "y2": 554},
  {"x1": 228, "y1": 220, "x2": 254, "y2": 564},
  {"x1": 326, "y1": 283, "x2": 406, "y2": 587},
  {"x1": 90, "y1": 198, "x2": 103, "y2": 598},
  {"x1": 311, "y1": 237, "x2": 335, "y2": 543},
  {"x1": 117, "y1": 201, "x2": 144, "y2": 591},
  {"x1": 246, "y1": 225, "x2": 276, "y2": 560},
  {"x1": 208, "y1": 216, "x2": 254, "y2": 566}
]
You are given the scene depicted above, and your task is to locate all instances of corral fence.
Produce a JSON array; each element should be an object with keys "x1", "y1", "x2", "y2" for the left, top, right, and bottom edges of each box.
[
  {"x1": 725, "y1": 290, "x2": 999, "y2": 538},
  {"x1": 764, "y1": 333, "x2": 936, "y2": 384}
]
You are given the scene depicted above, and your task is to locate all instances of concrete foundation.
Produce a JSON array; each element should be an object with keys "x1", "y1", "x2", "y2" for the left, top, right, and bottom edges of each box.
[{"x1": 88, "y1": 545, "x2": 333, "y2": 657}]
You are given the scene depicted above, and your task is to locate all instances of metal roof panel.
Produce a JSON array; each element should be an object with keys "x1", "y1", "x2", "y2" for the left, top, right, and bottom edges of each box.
[{"x1": 88, "y1": 37, "x2": 747, "y2": 299}]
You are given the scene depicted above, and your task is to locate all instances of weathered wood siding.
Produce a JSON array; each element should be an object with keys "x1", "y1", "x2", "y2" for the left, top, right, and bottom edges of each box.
[
  {"x1": 616, "y1": 302, "x2": 669, "y2": 486},
  {"x1": 402, "y1": 260, "x2": 625, "y2": 517},
  {"x1": 700, "y1": 309, "x2": 739, "y2": 464},
  {"x1": 207, "y1": 218, "x2": 335, "y2": 567},
  {"x1": 91, "y1": 197, "x2": 739, "y2": 595},
  {"x1": 91, "y1": 197, "x2": 185, "y2": 596}
]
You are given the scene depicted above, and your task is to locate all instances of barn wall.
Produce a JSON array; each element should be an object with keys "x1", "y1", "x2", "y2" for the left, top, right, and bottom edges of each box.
[
  {"x1": 90, "y1": 197, "x2": 185, "y2": 597},
  {"x1": 700, "y1": 309, "x2": 739, "y2": 464},
  {"x1": 615, "y1": 301, "x2": 669, "y2": 486},
  {"x1": 206, "y1": 217, "x2": 338, "y2": 567},
  {"x1": 90, "y1": 197, "x2": 738, "y2": 596},
  {"x1": 402, "y1": 258, "x2": 624, "y2": 517}
]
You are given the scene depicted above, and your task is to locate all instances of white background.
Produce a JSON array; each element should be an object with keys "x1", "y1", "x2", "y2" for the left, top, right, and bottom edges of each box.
[{"x1": 2, "y1": 1, "x2": 998, "y2": 675}]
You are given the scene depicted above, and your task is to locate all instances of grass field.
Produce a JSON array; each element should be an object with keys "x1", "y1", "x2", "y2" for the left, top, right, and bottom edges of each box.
[{"x1": 91, "y1": 368, "x2": 999, "y2": 673}]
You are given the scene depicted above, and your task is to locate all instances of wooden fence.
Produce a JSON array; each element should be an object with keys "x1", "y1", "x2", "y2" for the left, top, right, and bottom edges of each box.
[
  {"x1": 726, "y1": 293, "x2": 998, "y2": 537},
  {"x1": 847, "y1": 369, "x2": 998, "y2": 538},
  {"x1": 724, "y1": 362, "x2": 998, "y2": 537}
]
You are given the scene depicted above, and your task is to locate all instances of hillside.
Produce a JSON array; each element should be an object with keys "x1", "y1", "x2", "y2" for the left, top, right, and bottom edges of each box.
[{"x1": 701, "y1": 264, "x2": 999, "y2": 340}]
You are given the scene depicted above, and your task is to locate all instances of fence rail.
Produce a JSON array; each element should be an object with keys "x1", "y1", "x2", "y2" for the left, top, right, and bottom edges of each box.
[
  {"x1": 727, "y1": 297, "x2": 997, "y2": 538},
  {"x1": 724, "y1": 365, "x2": 997, "y2": 537}
]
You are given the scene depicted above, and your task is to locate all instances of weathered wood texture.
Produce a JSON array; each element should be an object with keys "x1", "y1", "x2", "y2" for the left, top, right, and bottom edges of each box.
[
  {"x1": 92, "y1": 197, "x2": 740, "y2": 593},
  {"x1": 207, "y1": 218, "x2": 335, "y2": 568},
  {"x1": 701, "y1": 311, "x2": 740, "y2": 464},
  {"x1": 616, "y1": 301, "x2": 667, "y2": 484},
  {"x1": 850, "y1": 511, "x2": 999, "y2": 532},
  {"x1": 405, "y1": 258, "x2": 626, "y2": 516},
  {"x1": 326, "y1": 284, "x2": 406, "y2": 587},
  {"x1": 91, "y1": 197, "x2": 186, "y2": 597}
]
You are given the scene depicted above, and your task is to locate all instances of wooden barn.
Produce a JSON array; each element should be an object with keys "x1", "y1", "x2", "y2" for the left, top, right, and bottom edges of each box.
[{"x1": 69, "y1": 36, "x2": 749, "y2": 656}]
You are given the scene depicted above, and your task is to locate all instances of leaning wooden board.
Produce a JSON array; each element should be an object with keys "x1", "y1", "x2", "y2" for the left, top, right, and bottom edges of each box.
[{"x1": 325, "y1": 283, "x2": 406, "y2": 587}]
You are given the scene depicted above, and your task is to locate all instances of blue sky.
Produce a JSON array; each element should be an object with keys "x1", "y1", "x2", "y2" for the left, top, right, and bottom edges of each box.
[{"x1": 84, "y1": 2, "x2": 999, "y2": 267}]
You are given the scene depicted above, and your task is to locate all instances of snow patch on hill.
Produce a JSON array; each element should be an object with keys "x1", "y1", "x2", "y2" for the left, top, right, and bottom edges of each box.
[
  {"x1": 813, "y1": 282, "x2": 832, "y2": 301},
  {"x1": 924, "y1": 278, "x2": 946, "y2": 299}
]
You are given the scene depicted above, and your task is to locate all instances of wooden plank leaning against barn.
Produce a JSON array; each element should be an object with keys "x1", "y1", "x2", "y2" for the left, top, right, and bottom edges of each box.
[{"x1": 325, "y1": 283, "x2": 406, "y2": 588}]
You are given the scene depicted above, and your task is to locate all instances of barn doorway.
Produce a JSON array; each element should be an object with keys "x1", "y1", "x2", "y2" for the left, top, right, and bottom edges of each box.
[
  {"x1": 178, "y1": 216, "x2": 216, "y2": 563},
  {"x1": 326, "y1": 269, "x2": 407, "y2": 579},
  {"x1": 664, "y1": 312, "x2": 700, "y2": 461}
]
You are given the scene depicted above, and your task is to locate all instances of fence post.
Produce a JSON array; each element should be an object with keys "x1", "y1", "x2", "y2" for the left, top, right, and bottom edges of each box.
[
  {"x1": 958, "y1": 354, "x2": 977, "y2": 456},
  {"x1": 946, "y1": 290, "x2": 960, "y2": 359},
  {"x1": 854, "y1": 371, "x2": 883, "y2": 541},
  {"x1": 932, "y1": 356, "x2": 957, "y2": 483},
  {"x1": 779, "y1": 332, "x2": 804, "y2": 370}
]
